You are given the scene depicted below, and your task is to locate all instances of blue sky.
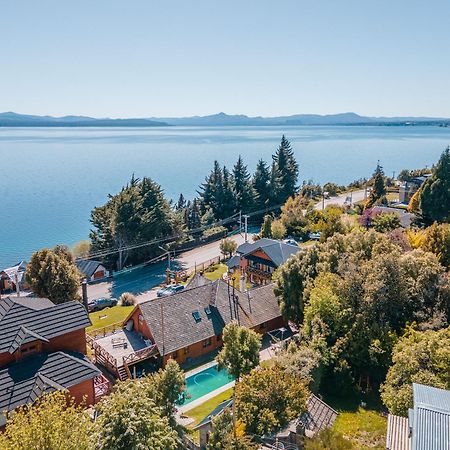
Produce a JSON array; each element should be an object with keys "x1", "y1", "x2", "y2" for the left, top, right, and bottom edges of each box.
[{"x1": 2, "y1": 0, "x2": 450, "y2": 118}]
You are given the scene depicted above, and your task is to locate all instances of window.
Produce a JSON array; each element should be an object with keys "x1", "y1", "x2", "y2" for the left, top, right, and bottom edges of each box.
[
  {"x1": 204, "y1": 306, "x2": 212, "y2": 316},
  {"x1": 203, "y1": 337, "x2": 212, "y2": 348},
  {"x1": 172, "y1": 351, "x2": 178, "y2": 359},
  {"x1": 192, "y1": 310, "x2": 201, "y2": 323},
  {"x1": 184, "y1": 347, "x2": 189, "y2": 355},
  {"x1": 21, "y1": 344, "x2": 38, "y2": 357}
]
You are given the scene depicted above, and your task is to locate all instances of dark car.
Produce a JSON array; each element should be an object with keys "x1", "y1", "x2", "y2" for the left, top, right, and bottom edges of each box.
[{"x1": 88, "y1": 297, "x2": 118, "y2": 312}]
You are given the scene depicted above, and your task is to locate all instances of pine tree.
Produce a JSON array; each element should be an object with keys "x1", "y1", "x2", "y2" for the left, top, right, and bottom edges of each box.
[
  {"x1": 253, "y1": 159, "x2": 271, "y2": 209},
  {"x1": 365, "y1": 162, "x2": 387, "y2": 209},
  {"x1": 222, "y1": 166, "x2": 237, "y2": 218},
  {"x1": 260, "y1": 214, "x2": 273, "y2": 238},
  {"x1": 272, "y1": 135, "x2": 299, "y2": 204},
  {"x1": 420, "y1": 147, "x2": 450, "y2": 224},
  {"x1": 175, "y1": 193, "x2": 186, "y2": 210},
  {"x1": 268, "y1": 161, "x2": 281, "y2": 207},
  {"x1": 233, "y1": 155, "x2": 256, "y2": 213},
  {"x1": 198, "y1": 160, "x2": 224, "y2": 219}
]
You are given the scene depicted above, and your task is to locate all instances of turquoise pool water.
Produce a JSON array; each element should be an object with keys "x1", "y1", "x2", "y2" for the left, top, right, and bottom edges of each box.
[{"x1": 182, "y1": 365, "x2": 234, "y2": 405}]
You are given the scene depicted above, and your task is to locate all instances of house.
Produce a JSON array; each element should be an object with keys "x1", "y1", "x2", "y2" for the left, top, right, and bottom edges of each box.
[
  {"x1": 0, "y1": 261, "x2": 29, "y2": 294},
  {"x1": 193, "y1": 394, "x2": 337, "y2": 449},
  {"x1": 88, "y1": 277, "x2": 285, "y2": 379},
  {"x1": 399, "y1": 175, "x2": 430, "y2": 204},
  {"x1": 76, "y1": 260, "x2": 110, "y2": 282},
  {"x1": 227, "y1": 238, "x2": 300, "y2": 285},
  {"x1": 0, "y1": 296, "x2": 105, "y2": 429},
  {"x1": 386, "y1": 383, "x2": 450, "y2": 450}
]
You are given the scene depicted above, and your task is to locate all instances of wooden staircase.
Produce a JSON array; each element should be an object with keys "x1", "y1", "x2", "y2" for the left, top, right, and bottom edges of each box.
[{"x1": 117, "y1": 366, "x2": 129, "y2": 381}]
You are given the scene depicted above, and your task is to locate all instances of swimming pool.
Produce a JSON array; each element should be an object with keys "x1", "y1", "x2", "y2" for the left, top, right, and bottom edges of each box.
[{"x1": 181, "y1": 365, "x2": 234, "y2": 405}]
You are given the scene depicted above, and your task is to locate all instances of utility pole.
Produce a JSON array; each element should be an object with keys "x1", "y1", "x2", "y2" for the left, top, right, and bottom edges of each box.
[
  {"x1": 322, "y1": 193, "x2": 325, "y2": 210},
  {"x1": 243, "y1": 214, "x2": 249, "y2": 242},
  {"x1": 239, "y1": 210, "x2": 242, "y2": 234}
]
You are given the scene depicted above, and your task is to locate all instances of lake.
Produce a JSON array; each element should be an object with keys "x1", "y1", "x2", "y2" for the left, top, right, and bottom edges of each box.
[{"x1": 0, "y1": 125, "x2": 449, "y2": 268}]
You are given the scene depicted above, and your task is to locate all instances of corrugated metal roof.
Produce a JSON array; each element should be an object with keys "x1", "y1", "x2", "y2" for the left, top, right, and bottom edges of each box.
[
  {"x1": 412, "y1": 384, "x2": 450, "y2": 450},
  {"x1": 387, "y1": 414, "x2": 411, "y2": 450}
]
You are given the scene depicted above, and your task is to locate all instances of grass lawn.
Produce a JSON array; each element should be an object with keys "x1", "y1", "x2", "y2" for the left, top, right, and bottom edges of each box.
[
  {"x1": 203, "y1": 263, "x2": 228, "y2": 281},
  {"x1": 185, "y1": 387, "x2": 234, "y2": 427},
  {"x1": 322, "y1": 387, "x2": 387, "y2": 450},
  {"x1": 332, "y1": 408, "x2": 387, "y2": 450},
  {"x1": 87, "y1": 305, "x2": 134, "y2": 332}
]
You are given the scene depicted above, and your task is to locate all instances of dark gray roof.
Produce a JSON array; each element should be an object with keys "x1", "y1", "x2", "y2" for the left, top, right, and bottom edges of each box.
[
  {"x1": 226, "y1": 255, "x2": 241, "y2": 269},
  {"x1": 76, "y1": 259, "x2": 104, "y2": 278},
  {"x1": 194, "y1": 399, "x2": 233, "y2": 429},
  {"x1": 0, "y1": 297, "x2": 91, "y2": 354},
  {"x1": 237, "y1": 238, "x2": 300, "y2": 267},
  {"x1": 138, "y1": 280, "x2": 282, "y2": 355},
  {"x1": 298, "y1": 394, "x2": 338, "y2": 435},
  {"x1": 0, "y1": 351, "x2": 100, "y2": 415},
  {"x1": 185, "y1": 273, "x2": 212, "y2": 290}
]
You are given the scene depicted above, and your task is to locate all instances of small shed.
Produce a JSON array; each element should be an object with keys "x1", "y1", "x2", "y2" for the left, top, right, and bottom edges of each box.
[{"x1": 76, "y1": 260, "x2": 109, "y2": 282}]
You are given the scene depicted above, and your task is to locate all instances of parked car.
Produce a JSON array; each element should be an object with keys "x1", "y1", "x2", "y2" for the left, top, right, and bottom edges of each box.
[
  {"x1": 308, "y1": 232, "x2": 321, "y2": 241},
  {"x1": 156, "y1": 284, "x2": 185, "y2": 297},
  {"x1": 87, "y1": 297, "x2": 118, "y2": 312},
  {"x1": 283, "y1": 238, "x2": 298, "y2": 246}
]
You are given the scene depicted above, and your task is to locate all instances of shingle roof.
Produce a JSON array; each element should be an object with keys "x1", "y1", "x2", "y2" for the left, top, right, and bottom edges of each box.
[
  {"x1": 298, "y1": 394, "x2": 338, "y2": 436},
  {"x1": 76, "y1": 260, "x2": 103, "y2": 278},
  {"x1": 0, "y1": 297, "x2": 91, "y2": 354},
  {"x1": 185, "y1": 273, "x2": 213, "y2": 290},
  {"x1": 0, "y1": 351, "x2": 100, "y2": 414},
  {"x1": 226, "y1": 255, "x2": 241, "y2": 269},
  {"x1": 138, "y1": 280, "x2": 281, "y2": 355},
  {"x1": 237, "y1": 238, "x2": 300, "y2": 267}
]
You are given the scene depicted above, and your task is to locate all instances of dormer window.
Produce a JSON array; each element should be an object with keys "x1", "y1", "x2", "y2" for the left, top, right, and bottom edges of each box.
[{"x1": 192, "y1": 310, "x2": 201, "y2": 323}]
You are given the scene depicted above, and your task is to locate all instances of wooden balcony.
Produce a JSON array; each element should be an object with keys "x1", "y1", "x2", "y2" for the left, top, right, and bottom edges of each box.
[{"x1": 246, "y1": 266, "x2": 273, "y2": 279}]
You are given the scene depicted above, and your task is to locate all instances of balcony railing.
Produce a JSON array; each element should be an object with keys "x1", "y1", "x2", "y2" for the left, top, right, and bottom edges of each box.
[
  {"x1": 246, "y1": 266, "x2": 273, "y2": 279},
  {"x1": 122, "y1": 343, "x2": 159, "y2": 366}
]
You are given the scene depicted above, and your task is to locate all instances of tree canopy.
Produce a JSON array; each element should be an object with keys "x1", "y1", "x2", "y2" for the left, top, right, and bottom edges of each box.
[
  {"x1": 381, "y1": 327, "x2": 450, "y2": 416},
  {"x1": 0, "y1": 392, "x2": 92, "y2": 450},
  {"x1": 90, "y1": 176, "x2": 177, "y2": 270},
  {"x1": 26, "y1": 246, "x2": 81, "y2": 303},
  {"x1": 420, "y1": 147, "x2": 450, "y2": 224}
]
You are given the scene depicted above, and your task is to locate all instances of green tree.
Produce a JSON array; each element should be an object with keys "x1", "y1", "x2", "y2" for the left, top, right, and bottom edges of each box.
[
  {"x1": 260, "y1": 214, "x2": 273, "y2": 238},
  {"x1": 94, "y1": 380, "x2": 179, "y2": 450},
  {"x1": 306, "y1": 206, "x2": 345, "y2": 241},
  {"x1": 371, "y1": 212, "x2": 402, "y2": 233},
  {"x1": 381, "y1": 327, "x2": 450, "y2": 416},
  {"x1": 0, "y1": 392, "x2": 92, "y2": 450},
  {"x1": 272, "y1": 135, "x2": 299, "y2": 204},
  {"x1": 280, "y1": 195, "x2": 308, "y2": 239},
  {"x1": 73, "y1": 240, "x2": 91, "y2": 258},
  {"x1": 233, "y1": 155, "x2": 256, "y2": 212},
  {"x1": 26, "y1": 247, "x2": 81, "y2": 303},
  {"x1": 274, "y1": 245, "x2": 319, "y2": 324},
  {"x1": 90, "y1": 176, "x2": 177, "y2": 270},
  {"x1": 235, "y1": 365, "x2": 308, "y2": 435},
  {"x1": 365, "y1": 163, "x2": 387, "y2": 209},
  {"x1": 152, "y1": 359, "x2": 186, "y2": 421},
  {"x1": 420, "y1": 222, "x2": 450, "y2": 267},
  {"x1": 206, "y1": 410, "x2": 257, "y2": 450},
  {"x1": 420, "y1": 147, "x2": 450, "y2": 224},
  {"x1": 217, "y1": 321, "x2": 261, "y2": 381},
  {"x1": 305, "y1": 429, "x2": 354, "y2": 450},
  {"x1": 252, "y1": 159, "x2": 271, "y2": 209},
  {"x1": 220, "y1": 238, "x2": 238, "y2": 259},
  {"x1": 271, "y1": 219, "x2": 287, "y2": 240}
]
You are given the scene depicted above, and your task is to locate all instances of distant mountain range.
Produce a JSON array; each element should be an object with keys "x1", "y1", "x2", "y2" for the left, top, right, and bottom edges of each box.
[{"x1": 1, "y1": 111, "x2": 450, "y2": 127}]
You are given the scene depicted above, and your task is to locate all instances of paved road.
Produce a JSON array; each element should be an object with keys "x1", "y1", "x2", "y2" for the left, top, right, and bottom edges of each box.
[
  {"x1": 314, "y1": 189, "x2": 366, "y2": 210},
  {"x1": 83, "y1": 232, "x2": 255, "y2": 302}
]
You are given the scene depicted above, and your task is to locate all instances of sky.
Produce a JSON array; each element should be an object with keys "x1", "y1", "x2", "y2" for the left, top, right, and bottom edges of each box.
[{"x1": 2, "y1": 0, "x2": 450, "y2": 118}]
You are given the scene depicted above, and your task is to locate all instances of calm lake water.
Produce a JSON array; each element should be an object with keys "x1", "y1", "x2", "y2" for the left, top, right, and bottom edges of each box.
[{"x1": 0, "y1": 125, "x2": 449, "y2": 268}]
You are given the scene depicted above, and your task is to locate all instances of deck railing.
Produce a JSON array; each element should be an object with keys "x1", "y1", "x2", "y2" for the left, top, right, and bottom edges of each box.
[
  {"x1": 92, "y1": 340, "x2": 118, "y2": 374},
  {"x1": 122, "y1": 343, "x2": 159, "y2": 366},
  {"x1": 246, "y1": 266, "x2": 273, "y2": 279},
  {"x1": 87, "y1": 321, "x2": 124, "y2": 339}
]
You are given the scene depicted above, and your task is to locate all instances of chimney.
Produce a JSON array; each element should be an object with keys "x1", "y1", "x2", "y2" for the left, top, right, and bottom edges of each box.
[{"x1": 81, "y1": 278, "x2": 88, "y2": 311}]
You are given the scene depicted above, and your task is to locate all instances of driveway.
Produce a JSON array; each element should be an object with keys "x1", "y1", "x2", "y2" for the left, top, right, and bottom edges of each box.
[
  {"x1": 314, "y1": 188, "x2": 366, "y2": 210},
  {"x1": 82, "y1": 232, "x2": 255, "y2": 301}
]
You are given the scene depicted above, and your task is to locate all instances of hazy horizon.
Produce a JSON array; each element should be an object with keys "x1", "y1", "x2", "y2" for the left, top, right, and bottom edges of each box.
[{"x1": 2, "y1": 0, "x2": 450, "y2": 118}]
